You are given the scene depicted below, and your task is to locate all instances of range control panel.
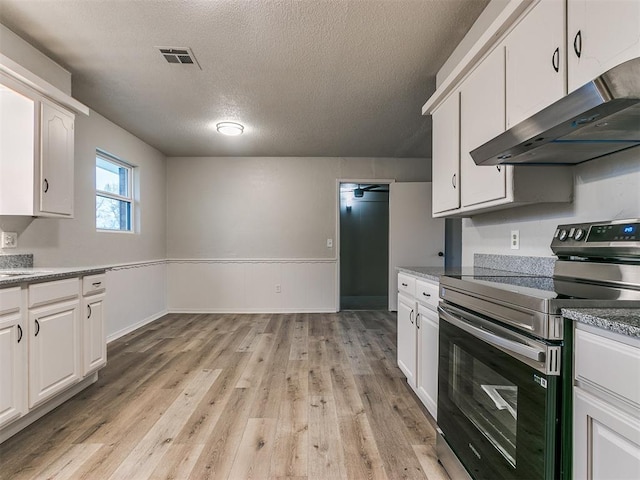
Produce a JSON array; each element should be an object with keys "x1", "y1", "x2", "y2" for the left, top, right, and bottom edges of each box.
[{"x1": 551, "y1": 219, "x2": 640, "y2": 258}]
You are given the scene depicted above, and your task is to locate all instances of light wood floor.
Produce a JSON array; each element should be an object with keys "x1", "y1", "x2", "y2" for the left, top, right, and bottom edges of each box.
[{"x1": 0, "y1": 311, "x2": 449, "y2": 480}]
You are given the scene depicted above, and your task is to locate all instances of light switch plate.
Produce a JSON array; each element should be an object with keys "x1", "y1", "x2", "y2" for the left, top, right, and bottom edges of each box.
[{"x1": 1, "y1": 232, "x2": 18, "y2": 249}]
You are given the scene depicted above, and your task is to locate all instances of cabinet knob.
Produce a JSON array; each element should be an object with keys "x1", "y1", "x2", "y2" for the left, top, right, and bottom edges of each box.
[
  {"x1": 43, "y1": 179, "x2": 49, "y2": 193},
  {"x1": 573, "y1": 31, "x2": 582, "y2": 58},
  {"x1": 438, "y1": 251, "x2": 444, "y2": 257}
]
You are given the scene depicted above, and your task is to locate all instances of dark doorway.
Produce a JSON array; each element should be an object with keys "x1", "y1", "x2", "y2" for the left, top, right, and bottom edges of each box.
[{"x1": 339, "y1": 183, "x2": 389, "y2": 310}]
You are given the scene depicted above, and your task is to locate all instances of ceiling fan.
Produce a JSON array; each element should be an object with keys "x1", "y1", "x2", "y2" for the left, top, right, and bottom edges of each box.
[{"x1": 342, "y1": 184, "x2": 389, "y2": 197}]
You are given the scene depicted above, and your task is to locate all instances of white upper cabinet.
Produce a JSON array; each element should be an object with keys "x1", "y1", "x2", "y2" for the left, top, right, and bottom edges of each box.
[
  {"x1": 0, "y1": 58, "x2": 85, "y2": 218},
  {"x1": 40, "y1": 102, "x2": 74, "y2": 216},
  {"x1": 460, "y1": 46, "x2": 507, "y2": 208},
  {"x1": 567, "y1": 0, "x2": 640, "y2": 92},
  {"x1": 505, "y1": 0, "x2": 566, "y2": 128},
  {"x1": 431, "y1": 91, "x2": 460, "y2": 215}
]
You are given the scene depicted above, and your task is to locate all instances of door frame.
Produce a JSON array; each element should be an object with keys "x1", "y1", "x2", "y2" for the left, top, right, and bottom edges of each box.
[{"x1": 335, "y1": 178, "x2": 394, "y2": 312}]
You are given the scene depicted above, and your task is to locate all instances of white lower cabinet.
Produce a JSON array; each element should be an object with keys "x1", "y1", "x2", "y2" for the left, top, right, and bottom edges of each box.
[
  {"x1": 573, "y1": 326, "x2": 640, "y2": 479},
  {"x1": 416, "y1": 303, "x2": 439, "y2": 420},
  {"x1": 397, "y1": 273, "x2": 439, "y2": 420},
  {"x1": 397, "y1": 292, "x2": 417, "y2": 388},
  {"x1": 28, "y1": 280, "x2": 80, "y2": 408},
  {"x1": 82, "y1": 274, "x2": 107, "y2": 375},
  {"x1": 0, "y1": 272, "x2": 107, "y2": 441},
  {"x1": 0, "y1": 288, "x2": 26, "y2": 429}
]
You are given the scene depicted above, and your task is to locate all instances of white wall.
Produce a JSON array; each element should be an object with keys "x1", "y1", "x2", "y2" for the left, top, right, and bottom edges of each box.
[
  {"x1": 462, "y1": 148, "x2": 640, "y2": 264},
  {"x1": 166, "y1": 156, "x2": 429, "y2": 312}
]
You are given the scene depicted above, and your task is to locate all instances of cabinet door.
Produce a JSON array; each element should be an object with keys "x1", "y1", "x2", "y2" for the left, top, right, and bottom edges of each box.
[
  {"x1": 432, "y1": 92, "x2": 460, "y2": 214},
  {"x1": 40, "y1": 101, "x2": 74, "y2": 216},
  {"x1": 416, "y1": 305, "x2": 438, "y2": 420},
  {"x1": 460, "y1": 47, "x2": 507, "y2": 207},
  {"x1": 505, "y1": 0, "x2": 566, "y2": 128},
  {"x1": 29, "y1": 299, "x2": 80, "y2": 408},
  {"x1": 568, "y1": 0, "x2": 640, "y2": 92},
  {"x1": 0, "y1": 311, "x2": 25, "y2": 428},
  {"x1": 0, "y1": 76, "x2": 36, "y2": 216},
  {"x1": 83, "y1": 294, "x2": 106, "y2": 375},
  {"x1": 397, "y1": 293, "x2": 416, "y2": 389},
  {"x1": 573, "y1": 387, "x2": 640, "y2": 479}
]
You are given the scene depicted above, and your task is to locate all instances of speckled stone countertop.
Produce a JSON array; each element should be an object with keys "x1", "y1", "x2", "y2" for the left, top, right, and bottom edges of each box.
[
  {"x1": 396, "y1": 266, "x2": 540, "y2": 283},
  {"x1": 0, "y1": 267, "x2": 107, "y2": 288},
  {"x1": 562, "y1": 308, "x2": 640, "y2": 338}
]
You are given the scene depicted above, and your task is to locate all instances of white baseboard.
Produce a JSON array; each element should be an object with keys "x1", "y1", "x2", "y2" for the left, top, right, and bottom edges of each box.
[
  {"x1": 106, "y1": 309, "x2": 169, "y2": 343},
  {"x1": 168, "y1": 308, "x2": 338, "y2": 314}
]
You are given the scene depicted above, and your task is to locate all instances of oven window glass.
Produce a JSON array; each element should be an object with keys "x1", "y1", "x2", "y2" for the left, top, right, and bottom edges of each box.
[{"x1": 450, "y1": 344, "x2": 518, "y2": 467}]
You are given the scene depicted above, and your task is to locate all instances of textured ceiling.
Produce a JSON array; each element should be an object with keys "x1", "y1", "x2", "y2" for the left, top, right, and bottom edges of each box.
[{"x1": 0, "y1": 0, "x2": 489, "y2": 158}]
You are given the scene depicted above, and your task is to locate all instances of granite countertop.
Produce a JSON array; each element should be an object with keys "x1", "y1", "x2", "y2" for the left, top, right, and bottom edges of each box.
[
  {"x1": 562, "y1": 308, "x2": 640, "y2": 339},
  {"x1": 0, "y1": 266, "x2": 107, "y2": 287},
  {"x1": 396, "y1": 266, "x2": 540, "y2": 283}
]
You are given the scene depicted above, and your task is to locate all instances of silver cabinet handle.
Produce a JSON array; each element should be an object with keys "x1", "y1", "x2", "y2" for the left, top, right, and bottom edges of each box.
[
  {"x1": 438, "y1": 305, "x2": 544, "y2": 362},
  {"x1": 451, "y1": 173, "x2": 457, "y2": 188}
]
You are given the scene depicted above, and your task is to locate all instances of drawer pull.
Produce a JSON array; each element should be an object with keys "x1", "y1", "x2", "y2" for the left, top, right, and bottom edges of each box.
[
  {"x1": 422, "y1": 292, "x2": 431, "y2": 297},
  {"x1": 43, "y1": 178, "x2": 49, "y2": 193},
  {"x1": 92, "y1": 282, "x2": 102, "y2": 287},
  {"x1": 401, "y1": 282, "x2": 408, "y2": 287},
  {"x1": 17, "y1": 324, "x2": 23, "y2": 343},
  {"x1": 34, "y1": 319, "x2": 40, "y2": 337},
  {"x1": 87, "y1": 304, "x2": 92, "y2": 319}
]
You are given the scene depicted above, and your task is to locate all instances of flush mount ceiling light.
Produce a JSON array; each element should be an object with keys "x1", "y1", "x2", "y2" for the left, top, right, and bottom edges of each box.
[{"x1": 216, "y1": 122, "x2": 244, "y2": 136}]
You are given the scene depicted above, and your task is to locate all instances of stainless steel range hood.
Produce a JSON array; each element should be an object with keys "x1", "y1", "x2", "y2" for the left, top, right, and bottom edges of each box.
[{"x1": 471, "y1": 57, "x2": 640, "y2": 166}]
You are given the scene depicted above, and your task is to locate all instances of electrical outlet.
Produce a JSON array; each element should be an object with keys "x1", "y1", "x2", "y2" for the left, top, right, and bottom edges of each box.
[
  {"x1": 511, "y1": 230, "x2": 520, "y2": 250},
  {"x1": 1, "y1": 232, "x2": 18, "y2": 249},
  {"x1": 326, "y1": 238, "x2": 333, "y2": 248},
  {"x1": 275, "y1": 284, "x2": 281, "y2": 293}
]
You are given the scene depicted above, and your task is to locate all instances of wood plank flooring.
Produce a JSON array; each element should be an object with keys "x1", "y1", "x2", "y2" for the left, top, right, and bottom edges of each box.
[{"x1": 0, "y1": 312, "x2": 449, "y2": 480}]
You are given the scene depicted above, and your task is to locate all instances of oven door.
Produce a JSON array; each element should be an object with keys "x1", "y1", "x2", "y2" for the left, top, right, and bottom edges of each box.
[{"x1": 437, "y1": 304, "x2": 561, "y2": 480}]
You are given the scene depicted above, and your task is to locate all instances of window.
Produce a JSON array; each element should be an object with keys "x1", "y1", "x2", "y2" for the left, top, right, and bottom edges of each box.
[{"x1": 96, "y1": 151, "x2": 134, "y2": 231}]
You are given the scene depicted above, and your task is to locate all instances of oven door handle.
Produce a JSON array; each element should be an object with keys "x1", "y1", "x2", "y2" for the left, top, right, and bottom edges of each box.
[{"x1": 438, "y1": 306, "x2": 545, "y2": 363}]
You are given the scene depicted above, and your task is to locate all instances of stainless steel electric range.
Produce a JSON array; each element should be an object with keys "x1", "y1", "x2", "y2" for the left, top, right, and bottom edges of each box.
[{"x1": 436, "y1": 219, "x2": 640, "y2": 480}]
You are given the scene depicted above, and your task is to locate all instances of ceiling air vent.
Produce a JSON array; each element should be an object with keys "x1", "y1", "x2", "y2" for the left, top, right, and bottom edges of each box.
[{"x1": 156, "y1": 47, "x2": 201, "y2": 69}]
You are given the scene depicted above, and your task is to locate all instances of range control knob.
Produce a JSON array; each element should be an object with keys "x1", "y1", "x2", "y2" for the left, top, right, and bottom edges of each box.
[
  {"x1": 558, "y1": 229, "x2": 569, "y2": 241},
  {"x1": 574, "y1": 228, "x2": 586, "y2": 241}
]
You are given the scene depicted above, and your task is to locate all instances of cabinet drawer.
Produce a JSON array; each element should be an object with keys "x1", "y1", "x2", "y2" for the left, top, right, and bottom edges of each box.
[
  {"x1": 398, "y1": 273, "x2": 416, "y2": 297},
  {"x1": 416, "y1": 280, "x2": 439, "y2": 311},
  {"x1": 0, "y1": 287, "x2": 21, "y2": 315},
  {"x1": 82, "y1": 273, "x2": 106, "y2": 296},
  {"x1": 575, "y1": 328, "x2": 640, "y2": 407},
  {"x1": 28, "y1": 277, "x2": 79, "y2": 308}
]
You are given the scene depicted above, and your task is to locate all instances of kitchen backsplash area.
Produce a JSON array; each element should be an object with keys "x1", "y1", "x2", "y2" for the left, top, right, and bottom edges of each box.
[
  {"x1": 0, "y1": 254, "x2": 33, "y2": 269},
  {"x1": 475, "y1": 253, "x2": 555, "y2": 276}
]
